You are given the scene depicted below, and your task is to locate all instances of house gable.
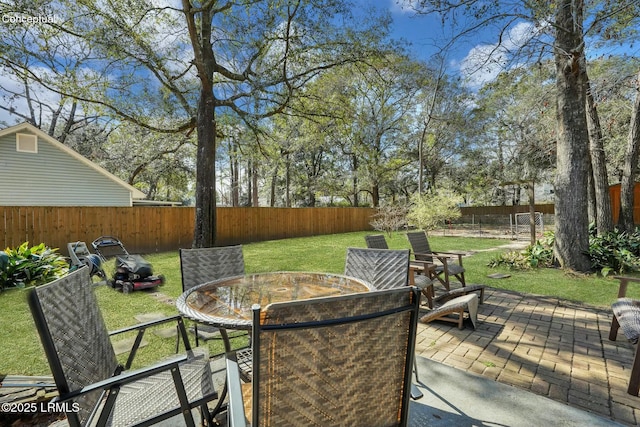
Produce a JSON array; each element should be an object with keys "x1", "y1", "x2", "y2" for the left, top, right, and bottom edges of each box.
[{"x1": 0, "y1": 123, "x2": 145, "y2": 206}]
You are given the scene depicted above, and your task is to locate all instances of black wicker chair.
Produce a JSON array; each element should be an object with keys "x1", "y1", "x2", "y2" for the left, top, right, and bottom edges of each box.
[
  {"x1": 29, "y1": 267, "x2": 217, "y2": 427},
  {"x1": 179, "y1": 245, "x2": 246, "y2": 347},
  {"x1": 226, "y1": 287, "x2": 420, "y2": 427}
]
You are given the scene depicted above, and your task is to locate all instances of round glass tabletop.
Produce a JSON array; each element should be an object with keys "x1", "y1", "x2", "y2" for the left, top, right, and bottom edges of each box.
[{"x1": 176, "y1": 271, "x2": 372, "y2": 330}]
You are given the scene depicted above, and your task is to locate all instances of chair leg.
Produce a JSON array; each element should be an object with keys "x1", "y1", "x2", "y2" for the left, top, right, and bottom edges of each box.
[
  {"x1": 610, "y1": 315, "x2": 620, "y2": 341},
  {"x1": 200, "y1": 403, "x2": 214, "y2": 426},
  {"x1": 457, "y1": 308, "x2": 464, "y2": 329},
  {"x1": 628, "y1": 343, "x2": 640, "y2": 396},
  {"x1": 194, "y1": 323, "x2": 200, "y2": 347}
]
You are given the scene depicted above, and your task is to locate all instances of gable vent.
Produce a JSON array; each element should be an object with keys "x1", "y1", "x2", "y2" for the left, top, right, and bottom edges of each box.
[{"x1": 16, "y1": 133, "x2": 38, "y2": 153}]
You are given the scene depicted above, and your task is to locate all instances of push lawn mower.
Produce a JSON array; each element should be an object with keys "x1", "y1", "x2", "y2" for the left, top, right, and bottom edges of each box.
[
  {"x1": 92, "y1": 236, "x2": 164, "y2": 294},
  {"x1": 67, "y1": 241, "x2": 107, "y2": 283}
]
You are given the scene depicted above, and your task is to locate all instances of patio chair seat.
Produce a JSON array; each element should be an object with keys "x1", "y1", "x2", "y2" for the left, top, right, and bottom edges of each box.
[
  {"x1": 421, "y1": 293, "x2": 478, "y2": 330},
  {"x1": 92, "y1": 348, "x2": 213, "y2": 426},
  {"x1": 433, "y1": 262, "x2": 465, "y2": 276}
]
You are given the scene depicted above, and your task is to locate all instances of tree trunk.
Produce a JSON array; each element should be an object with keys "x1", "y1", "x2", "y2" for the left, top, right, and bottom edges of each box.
[
  {"x1": 619, "y1": 70, "x2": 640, "y2": 233},
  {"x1": 586, "y1": 74, "x2": 613, "y2": 234},
  {"x1": 285, "y1": 152, "x2": 291, "y2": 207},
  {"x1": 246, "y1": 159, "x2": 252, "y2": 206},
  {"x1": 587, "y1": 158, "x2": 597, "y2": 226},
  {"x1": 418, "y1": 125, "x2": 426, "y2": 194},
  {"x1": 552, "y1": 0, "x2": 591, "y2": 271},
  {"x1": 252, "y1": 161, "x2": 259, "y2": 207},
  {"x1": 513, "y1": 184, "x2": 521, "y2": 205},
  {"x1": 193, "y1": 87, "x2": 217, "y2": 247},
  {"x1": 372, "y1": 183, "x2": 380, "y2": 207},
  {"x1": 270, "y1": 164, "x2": 278, "y2": 207},
  {"x1": 352, "y1": 155, "x2": 359, "y2": 207},
  {"x1": 231, "y1": 142, "x2": 239, "y2": 207}
]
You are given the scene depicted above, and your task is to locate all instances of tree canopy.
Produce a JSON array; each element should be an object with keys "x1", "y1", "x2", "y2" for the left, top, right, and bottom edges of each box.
[{"x1": 1, "y1": 0, "x2": 640, "y2": 269}]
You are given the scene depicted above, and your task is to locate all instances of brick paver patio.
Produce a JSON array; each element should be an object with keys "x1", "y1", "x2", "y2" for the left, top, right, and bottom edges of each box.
[{"x1": 415, "y1": 287, "x2": 640, "y2": 426}]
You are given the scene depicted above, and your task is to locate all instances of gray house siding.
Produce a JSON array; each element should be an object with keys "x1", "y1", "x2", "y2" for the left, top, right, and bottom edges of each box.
[{"x1": 0, "y1": 131, "x2": 133, "y2": 206}]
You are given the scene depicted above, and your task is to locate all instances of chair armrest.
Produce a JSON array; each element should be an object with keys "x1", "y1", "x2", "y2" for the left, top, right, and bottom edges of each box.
[
  {"x1": 109, "y1": 315, "x2": 192, "y2": 369},
  {"x1": 415, "y1": 252, "x2": 458, "y2": 266},
  {"x1": 409, "y1": 260, "x2": 436, "y2": 276},
  {"x1": 109, "y1": 315, "x2": 184, "y2": 336},
  {"x1": 432, "y1": 250, "x2": 466, "y2": 257},
  {"x1": 226, "y1": 352, "x2": 248, "y2": 427},
  {"x1": 613, "y1": 276, "x2": 640, "y2": 298},
  {"x1": 431, "y1": 251, "x2": 464, "y2": 264},
  {"x1": 56, "y1": 354, "x2": 188, "y2": 402},
  {"x1": 417, "y1": 253, "x2": 462, "y2": 266}
]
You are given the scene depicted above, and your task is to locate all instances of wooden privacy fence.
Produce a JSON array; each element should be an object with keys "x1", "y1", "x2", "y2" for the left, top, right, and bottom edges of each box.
[
  {"x1": 1, "y1": 206, "x2": 376, "y2": 255},
  {"x1": 460, "y1": 204, "x2": 555, "y2": 216}
]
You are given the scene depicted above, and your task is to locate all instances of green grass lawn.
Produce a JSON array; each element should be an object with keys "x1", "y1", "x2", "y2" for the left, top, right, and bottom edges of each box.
[{"x1": 0, "y1": 230, "x2": 631, "y2": 376}]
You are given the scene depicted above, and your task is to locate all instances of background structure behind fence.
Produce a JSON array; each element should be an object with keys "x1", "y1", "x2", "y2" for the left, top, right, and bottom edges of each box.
[
  {"x1": 1, "y1": 206, "x2": 376, "y2": 255},
  {"x1": 439, "y1": 204, "x2": 555, "y2": 239}
]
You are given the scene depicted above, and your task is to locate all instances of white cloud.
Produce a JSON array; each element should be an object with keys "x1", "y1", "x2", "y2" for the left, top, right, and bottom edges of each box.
[
  {"x1": 0, "y1": 68, "x2": 63, "y2": 126},
  {"x1": 388, "y1": 0, "x2": 419, "y2": 14},
  {"x1": 458, "y1": 21, "x2": 538, "y2": 90}
]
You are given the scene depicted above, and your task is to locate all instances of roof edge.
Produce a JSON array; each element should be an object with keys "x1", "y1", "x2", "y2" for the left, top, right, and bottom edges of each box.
[{"x1": 0, "y1": 122, "x2": 146, "y2": 199}]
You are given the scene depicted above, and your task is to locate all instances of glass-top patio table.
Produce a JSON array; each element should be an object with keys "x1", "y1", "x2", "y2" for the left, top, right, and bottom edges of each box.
[
  {"x1": 176, "y1": 271, "x2": 374, "y2": 331},
  {"x1": 176, "y1": 271, "x2": 423, "y2": 405}
]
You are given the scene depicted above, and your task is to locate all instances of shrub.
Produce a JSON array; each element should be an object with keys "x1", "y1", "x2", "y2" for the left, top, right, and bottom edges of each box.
[
  {"x1": 370, "y1": 204, "x2": 409, "y2": 236},
  {"x1": 588, "y1": 229, "x2": 640, "y2": 276},
  {"x1": 0, "y1": 242, "x2": 69, "y2": 291},
  {"x1": 406, "y1": 191, "x2": 462, "y2": 232},
  {"x1": 488, "y1": 228, "x2": 640, "y2": 276},
  {"x1": 487, "y1": 232, "x2": 556, "y2": 270},
  {"x1": 487, "y1": 250, "x2": 532, "y2": 270}
]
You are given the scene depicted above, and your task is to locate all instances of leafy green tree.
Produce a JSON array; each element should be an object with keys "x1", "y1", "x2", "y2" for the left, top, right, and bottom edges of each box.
[
  {"x1": 473, "y1": 63, "x2": 556, "y2": 205},
  {"x1": 406, "y1": 190, "x2": 462, "y2": 232},
  {"x1": 403, "y1": 0, "x2": 639, "y2": 271},
  {"x1": 1, "y1": 0, "x2": 390, "y2": 247},
  {"x1": 619, "y1": 70, "x2": 640, "y2": 233}
]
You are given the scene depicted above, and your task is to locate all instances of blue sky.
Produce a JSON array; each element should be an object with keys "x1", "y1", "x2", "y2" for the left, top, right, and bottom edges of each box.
[
  {"x1": 380, "y1": 0, "x2": 640, "y2": 89},
  {"x1": 377, "y1": 0, "x2": 517, "y2": 88}
]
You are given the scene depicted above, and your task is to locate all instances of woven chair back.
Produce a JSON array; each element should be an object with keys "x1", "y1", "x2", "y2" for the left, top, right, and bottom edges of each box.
[
  {"x1": 180, "y1": 245, "x2": 245, "y2": 291},
  {"x1": 29, "y1": 268, "x2": 119, "y2": 426},
  {"x1": 407, "y1": 231, "x2": 434, "y2": 262},
  {"x1": 251, "y1": 287, "x2": 419, "y2": 427},
  {"x1": 364, "y1": 234, "x2": 389, "y2": 249},
  {"x1": 344, "y1": 247, "x2": 409, "y2": 290}
]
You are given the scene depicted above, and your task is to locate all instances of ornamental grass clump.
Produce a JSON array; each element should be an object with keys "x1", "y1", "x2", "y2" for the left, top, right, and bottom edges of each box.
[{"x1": 0, "y1": 242, "x2": 68, "y2": 291}]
